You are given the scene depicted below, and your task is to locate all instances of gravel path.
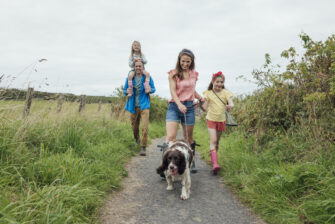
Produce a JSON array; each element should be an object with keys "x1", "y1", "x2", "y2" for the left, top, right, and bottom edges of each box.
[{"x1": 100, "y1": 135, "x2": 266, "y2": 224}]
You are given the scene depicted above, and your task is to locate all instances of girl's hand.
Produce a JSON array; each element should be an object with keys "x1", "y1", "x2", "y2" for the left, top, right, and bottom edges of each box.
[
  {"x1": 198, "y1": 97, "x2": 205, "y2": 103},
  {"x1": 199, "y1": 99, "x2": 208, "y2": 112},
  {"x1": 177, "y1": 103, "x2": 187, "y2": 114},
  {"x1": 227, "y1": 98, "x2": 234, "y2": 111}
]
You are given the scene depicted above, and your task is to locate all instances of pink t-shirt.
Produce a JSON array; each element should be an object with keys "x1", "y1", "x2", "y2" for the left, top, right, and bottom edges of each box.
[{"x1": 168, "y1": 69, "x2": 199, "y2": 102}]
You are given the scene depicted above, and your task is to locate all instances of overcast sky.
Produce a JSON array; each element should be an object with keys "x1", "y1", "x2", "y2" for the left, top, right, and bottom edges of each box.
[{"x1": 1, "y1": 0, "x2": 334, "y2": 99}]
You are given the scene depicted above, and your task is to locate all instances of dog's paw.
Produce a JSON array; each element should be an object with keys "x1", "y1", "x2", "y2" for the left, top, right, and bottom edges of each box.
[
  {"x1": 166, "y1": 185, "x2": 174, "y2": 191},
  {"x1": 180, "y1": 193, "x2": 189, "y2": 200}
]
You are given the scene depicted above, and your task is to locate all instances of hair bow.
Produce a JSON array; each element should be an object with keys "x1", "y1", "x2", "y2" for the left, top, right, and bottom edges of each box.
[{"x1": 212, "y1": 71, "x2": 224, "y2": 80}]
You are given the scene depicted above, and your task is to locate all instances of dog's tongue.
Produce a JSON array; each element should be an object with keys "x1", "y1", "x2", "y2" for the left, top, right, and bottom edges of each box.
[{"x1": 172, "y1": 169, "x2": 178, "y2": 176}]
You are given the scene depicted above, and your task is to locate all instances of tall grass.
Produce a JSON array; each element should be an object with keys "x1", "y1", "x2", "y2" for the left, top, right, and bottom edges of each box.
[
  {"x1": 0, "y1": 98, "x2": 166, "y2": 223},
  {"x1": 194, "y1": 120, "x2": 335, "y2": 224},
  {"x1": 194, "y1": 33, "x2": 335, "y2": 224}
]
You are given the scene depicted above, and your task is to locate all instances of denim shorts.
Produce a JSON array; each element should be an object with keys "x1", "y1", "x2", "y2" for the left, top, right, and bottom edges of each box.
[{"x1": 166, "y1": 101, "x2": 195, "y2": 126}]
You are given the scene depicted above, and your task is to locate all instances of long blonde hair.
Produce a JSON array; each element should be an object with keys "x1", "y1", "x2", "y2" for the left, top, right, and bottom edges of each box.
[
  {"x1": 173, "y1": 49, "x2": 195, "y2": 80},
  {"x1": 130, "y1": 41, "x2": 142, "y2": 58}
]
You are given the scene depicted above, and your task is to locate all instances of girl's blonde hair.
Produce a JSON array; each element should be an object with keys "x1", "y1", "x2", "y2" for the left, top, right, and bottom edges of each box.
[
  {"x1": 131, "y1": 41, "x2": 142, "y2": 58},
  {"x1": 208, "y1": 71, "x2": 225, "y2": 90},
  {"x1": 173, "y1": 49, "x2": 195, "y2": 80}
]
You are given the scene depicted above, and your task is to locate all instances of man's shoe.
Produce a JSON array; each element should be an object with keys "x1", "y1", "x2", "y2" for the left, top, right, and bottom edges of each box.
[{"x1": 139, "y1": 147, "x2": 146, "y2": 156}]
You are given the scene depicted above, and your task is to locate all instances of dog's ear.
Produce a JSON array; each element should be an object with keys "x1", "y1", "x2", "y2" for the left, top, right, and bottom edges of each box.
[
  {"x1": 178, "y1": 151, "x2": 186, "y2": 175},
  {"x1": 156, "y1": 151, "x2": 169, "y2": 174}
]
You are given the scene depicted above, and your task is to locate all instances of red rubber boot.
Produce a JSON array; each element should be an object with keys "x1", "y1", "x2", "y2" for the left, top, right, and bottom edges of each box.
[{"x1": 210, "y1": 149, "x2": 220, "y2": 175}]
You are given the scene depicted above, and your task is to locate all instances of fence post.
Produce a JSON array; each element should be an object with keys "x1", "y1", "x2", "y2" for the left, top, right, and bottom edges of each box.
[
  {"x1": 79, "y1": 95, "x2": 86, "y2": 113},
  {"x1": 98, "y1": 100, "x2": 102, "y2": 112},
  {"x1": 22, "y1": 87, "x2": 34, "y2": 118},
  {"x1": 110, "y1": 99, "x2": 114, "y2": 117},
  {"x1": 57, "y1": 94, "x2": 64, "y2": 113}
]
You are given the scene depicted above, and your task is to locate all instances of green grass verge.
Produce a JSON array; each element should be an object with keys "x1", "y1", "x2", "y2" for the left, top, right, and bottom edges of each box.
[
  {"x1": 0, "y1": 116, "x2": 165, "y2": 223},
  {"x1": 194, "y1": 120, "x2": 335, "y2": 224}
]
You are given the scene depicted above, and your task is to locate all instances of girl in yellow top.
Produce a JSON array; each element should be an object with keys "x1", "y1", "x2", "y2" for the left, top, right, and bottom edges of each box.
[{"x1": 201, "y1": 71, "x2": 234, "y2": 175}]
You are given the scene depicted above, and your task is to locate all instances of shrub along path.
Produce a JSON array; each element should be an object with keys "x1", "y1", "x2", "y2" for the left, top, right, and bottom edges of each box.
[{"x1": 100, "y1": 134, "x2": 265, "y2": 224}]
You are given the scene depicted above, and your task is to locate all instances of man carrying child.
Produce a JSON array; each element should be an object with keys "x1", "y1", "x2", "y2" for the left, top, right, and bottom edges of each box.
[{"x1": 123, "y1": 60, "x2": 156, "y2": 156}]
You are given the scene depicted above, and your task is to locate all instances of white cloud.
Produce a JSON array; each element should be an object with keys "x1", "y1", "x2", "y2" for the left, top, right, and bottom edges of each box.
[{"x1": 1, "y1": 0, "x2": 334, "y2": 98}]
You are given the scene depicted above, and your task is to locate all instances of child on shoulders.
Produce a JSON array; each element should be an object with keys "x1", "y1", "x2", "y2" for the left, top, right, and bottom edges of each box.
[{"x1": 127, "y1": 41, "x2": 150, "y2": 97}]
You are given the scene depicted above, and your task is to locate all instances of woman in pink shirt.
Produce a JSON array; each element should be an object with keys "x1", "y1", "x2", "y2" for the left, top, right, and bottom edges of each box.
[{"x1": 163, "y1": 49, "x2": 204, "y2": 173}]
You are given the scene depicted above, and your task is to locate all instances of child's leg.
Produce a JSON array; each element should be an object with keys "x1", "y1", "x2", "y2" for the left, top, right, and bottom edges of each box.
[
  {"x1": 127, "y1": 71, "x2": 134, "y2": 96},
  {"x1": 208, "y1": 128, "x2": 219, "y2": 150},
  {"x1": 143, "y1": 70, "x2": 151, "y2": 93},
  {"x1": 215, "y1": 131, "x2": 223, "y2": 151},
  {"x1": 208, "y1": 127, "x2": 220, "y2": 174}
]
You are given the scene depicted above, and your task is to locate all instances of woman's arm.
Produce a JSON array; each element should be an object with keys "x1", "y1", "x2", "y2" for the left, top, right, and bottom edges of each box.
[
  {"x1": 194, "y1": 91, "x2": 204, "y2": 102},
  {"x1": 168, "y1": 72, "x2": 187, "y2": 113}
]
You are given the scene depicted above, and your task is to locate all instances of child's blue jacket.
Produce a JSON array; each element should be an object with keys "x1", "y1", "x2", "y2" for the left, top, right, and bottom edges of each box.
[{"x1": 123, "y1": 75, "x2": 156, "y2": 114}]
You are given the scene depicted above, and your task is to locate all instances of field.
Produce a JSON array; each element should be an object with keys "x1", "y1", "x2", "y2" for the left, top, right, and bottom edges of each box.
[
  {"x1": 1, "y1": 33, "x2": 334, "y2": 224},
  {"x1": 0, "y1": 99, "x2": 166, "y2": 223}
]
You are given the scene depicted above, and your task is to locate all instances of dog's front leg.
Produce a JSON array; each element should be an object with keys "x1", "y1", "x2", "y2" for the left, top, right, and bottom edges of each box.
[
  {"x1": 180, "y1": 174, "x2": 189, "y2": 200},
  {"x1": 166, "y1": 174, "x2": 174, "y2": 190},
  {"x1": 185, "y1": 170, "x2": 191, "y2": 198}
]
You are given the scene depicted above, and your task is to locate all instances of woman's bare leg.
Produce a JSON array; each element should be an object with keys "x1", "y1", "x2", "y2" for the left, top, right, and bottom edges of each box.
[
  {"x1": 166, "y1": 121, "x2": 179, "y2": 143},
  {"x1": 182, "y1": 125, "x2": 194, "y2": 145}
]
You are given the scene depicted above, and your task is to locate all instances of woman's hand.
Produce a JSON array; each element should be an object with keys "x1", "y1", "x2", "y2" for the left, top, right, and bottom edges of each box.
[
  {"x1": 177, "y1": 103, "x2": 187, "y2": 114},
  {"x1": 226, "y1": 105, "x2": 232, "y2": 111}
]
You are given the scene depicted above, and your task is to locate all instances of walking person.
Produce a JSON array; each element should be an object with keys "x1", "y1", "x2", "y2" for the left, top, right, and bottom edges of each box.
[
  {"x1": 163, "y1": 48, "x2": 204, "y2": 173},
  {"x1": 201, "y1": 71, "x2": 234, "y2": 174},
  {"x1": 124, "y1": 60, "x2": 156, "y2": 156}
]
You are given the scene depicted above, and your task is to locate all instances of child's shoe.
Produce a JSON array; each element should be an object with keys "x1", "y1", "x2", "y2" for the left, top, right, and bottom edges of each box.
[{"x1": 210, "y1": 149, "x2": 220, "y2": 175}]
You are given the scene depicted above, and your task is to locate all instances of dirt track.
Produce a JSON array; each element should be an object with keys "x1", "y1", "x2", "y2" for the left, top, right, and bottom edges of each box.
[{"x1": 100, "y1": 135, "x2": 266, "y2": 224}]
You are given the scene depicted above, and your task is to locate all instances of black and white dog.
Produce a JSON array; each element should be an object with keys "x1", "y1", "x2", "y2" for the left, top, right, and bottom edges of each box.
[{"x1": 156, "y1": 140, "x2": 193, "y2": 200}]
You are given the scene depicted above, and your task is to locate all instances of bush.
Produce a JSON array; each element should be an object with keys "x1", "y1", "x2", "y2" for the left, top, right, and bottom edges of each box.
[
  {"x1": 233, "y1": 33, "x2": 335, "y2": 142},
  {"x1": 195, "y1": 33, "x2": 335, "y2": 223}
]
